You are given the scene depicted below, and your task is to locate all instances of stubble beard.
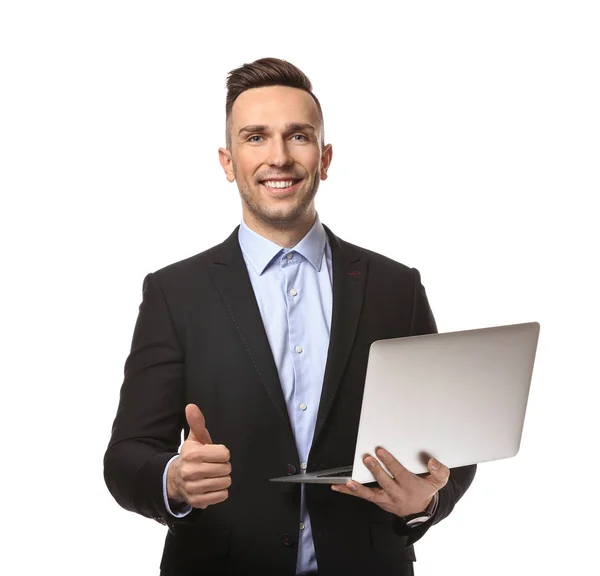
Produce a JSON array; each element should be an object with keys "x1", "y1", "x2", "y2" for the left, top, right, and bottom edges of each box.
[{"x1": 234, "y1": 166, "x2": 320, "y2": 231}]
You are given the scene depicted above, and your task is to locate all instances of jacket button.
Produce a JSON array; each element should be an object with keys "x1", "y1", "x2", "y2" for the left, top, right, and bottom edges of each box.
[
  {"x1": 287, "y1": 464, "x2": 297, "y2": 475},
  {"x1": 282, "y1": 533, "x2": 296, "y2": 547}
]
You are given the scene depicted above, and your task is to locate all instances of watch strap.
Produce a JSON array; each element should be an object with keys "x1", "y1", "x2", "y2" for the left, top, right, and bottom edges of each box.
[{"x1": 402, "y1": 492, "x2": 438, "y2": 527}]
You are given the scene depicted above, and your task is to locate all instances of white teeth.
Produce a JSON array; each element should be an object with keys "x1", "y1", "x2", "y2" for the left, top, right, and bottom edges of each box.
[{"x1": 262, "y1": 180, "x2": 295, "y2": 189}]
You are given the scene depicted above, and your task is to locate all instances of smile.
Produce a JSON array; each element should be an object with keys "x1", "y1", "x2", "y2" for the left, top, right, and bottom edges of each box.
[
  {"x1": 261, "y1": 180, "x2": 300, "y2": 189},
  {"x1": 260, "y1": 179, "x2": 303, "y2": 193}
]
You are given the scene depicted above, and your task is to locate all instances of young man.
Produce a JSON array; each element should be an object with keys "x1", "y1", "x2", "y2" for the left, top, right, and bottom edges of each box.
[{"x1": 104, "y1": 57, "x2": 476, "y2": 576}]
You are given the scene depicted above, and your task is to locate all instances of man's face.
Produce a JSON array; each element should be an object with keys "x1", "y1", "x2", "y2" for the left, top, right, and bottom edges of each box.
[{"x1": 219, "y1": 85, "x2": 332, "y2": 231}]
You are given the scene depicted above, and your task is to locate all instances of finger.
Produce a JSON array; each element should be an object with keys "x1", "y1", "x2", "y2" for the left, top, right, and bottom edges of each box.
[
  {"x1": 185, "y1": 404, "x2": 213, "y2": 444},
  {"x1": 375, "y1": 448, "x2": 413, "y2": 484},
  {"x1": 331, "y1": 481, "x2": 385, "y2": 504},
  {"x1": 183, "y1": 443, "x2": 231, "y2": 464},
  {"x1": 362, "y1": 455, "x2": 396, "y2": 492},
  {"x1": 199, "y1": 444, "x2": 231, "y2": 463},
  {"x1": 178, "y1": 461, "x2": 232, "y2": 482},
  {"x1": 185, "y1": 475, "x2": 232, "y2": 495},
  {"x1": 425, "y1": 458, "x2": 450, "y2": 489},
  {"x1": 195, "y1": 461, "x2": 232, "y2": 479},
  {"x1": 182, "y1": 442, "x2": 231, "y2": 464},
  {"x1": 188, "y1": 489, "x2": 229, "y2": 509}
]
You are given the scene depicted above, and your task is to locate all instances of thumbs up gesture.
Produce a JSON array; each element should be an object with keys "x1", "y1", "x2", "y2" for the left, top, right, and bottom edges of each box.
[{"x1": 167, "y1": 404, "x2": 232, "y2": 509}]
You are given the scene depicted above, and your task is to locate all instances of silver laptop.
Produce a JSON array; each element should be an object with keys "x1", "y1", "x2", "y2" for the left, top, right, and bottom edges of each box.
[{"x1": 270, "y1": 322, "x2": 540, "y2": 485}]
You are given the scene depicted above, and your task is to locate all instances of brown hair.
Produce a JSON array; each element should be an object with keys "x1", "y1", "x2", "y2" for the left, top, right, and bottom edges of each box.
[{"x1": 225, "y1": 57, "x2": 324, "y2": 148}]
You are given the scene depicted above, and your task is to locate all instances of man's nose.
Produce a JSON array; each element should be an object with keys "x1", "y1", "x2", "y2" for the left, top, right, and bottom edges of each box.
[{"x1": 266, "y1": 136, "x2": 293, "y2": 167}]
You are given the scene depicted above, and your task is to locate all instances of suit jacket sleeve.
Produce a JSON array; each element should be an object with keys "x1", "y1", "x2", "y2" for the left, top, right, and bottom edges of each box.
[
  {"x1": 103, "y1": 272, "x2": 192, "y2": 523},
  {"x1": 394, "y1": 268, "x2": 477, "y2": 546}
]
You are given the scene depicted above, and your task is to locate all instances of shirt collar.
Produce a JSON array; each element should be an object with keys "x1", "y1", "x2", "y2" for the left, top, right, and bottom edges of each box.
[{"x1": 238, "y1": 215, "x2": 328, "y2": 276}]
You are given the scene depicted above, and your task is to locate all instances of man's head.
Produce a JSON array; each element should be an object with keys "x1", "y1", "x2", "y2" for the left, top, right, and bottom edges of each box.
[
  {"x1": 224, "y1": 58, "x2": 325, "y2": 149},
  {"x1": 219, "y1": 58, "x2": 332, "y2": 242}
]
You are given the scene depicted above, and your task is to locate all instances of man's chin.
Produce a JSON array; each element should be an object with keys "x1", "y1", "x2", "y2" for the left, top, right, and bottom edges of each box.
[
  {"x1": 257, "y1": 211, "x2": 307, "y2": 227},
  {"x1": 251, "y1": 204, "x2": 315, "y2": 228},
  {"x1": 240, "y1": 185, "x2": 317, "y2": 229}
]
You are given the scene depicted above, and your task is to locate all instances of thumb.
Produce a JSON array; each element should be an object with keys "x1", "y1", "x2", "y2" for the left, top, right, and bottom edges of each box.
[
  {"x1": 427, "y1": 458, "x2": 450, "y2": 488},
  {"x1": 185, "y1": 404, "x2": 213, "y2": 444}
]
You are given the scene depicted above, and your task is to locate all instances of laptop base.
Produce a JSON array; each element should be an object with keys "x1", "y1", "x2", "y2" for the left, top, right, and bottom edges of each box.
[{"x1": 270, "y1": 466, "x2": 353, "y2": 484}]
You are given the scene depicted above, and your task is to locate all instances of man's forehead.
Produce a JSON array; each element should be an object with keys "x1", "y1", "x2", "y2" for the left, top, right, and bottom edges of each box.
[{"x1": 231, "y1": 85, "x2": 320, "y2": 126}]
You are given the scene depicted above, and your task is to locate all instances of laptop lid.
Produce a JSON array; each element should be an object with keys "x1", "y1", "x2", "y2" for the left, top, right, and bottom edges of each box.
[{"x1": 350, "y1": 322, "x2": 540, "y2": 484}]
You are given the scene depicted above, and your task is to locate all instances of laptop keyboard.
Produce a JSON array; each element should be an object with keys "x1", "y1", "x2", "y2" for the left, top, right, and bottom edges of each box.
[{"x1": 317, "y1": 470, "x2": 352, "y2": 478}]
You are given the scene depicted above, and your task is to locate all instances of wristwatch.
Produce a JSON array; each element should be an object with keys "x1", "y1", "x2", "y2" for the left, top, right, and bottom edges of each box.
[{"x1": 399, "y1": 492, "x2": 438, "y2": 527}]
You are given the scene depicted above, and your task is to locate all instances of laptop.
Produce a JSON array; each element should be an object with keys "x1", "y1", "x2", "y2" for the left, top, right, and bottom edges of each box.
[{"x1": 270, "y1": 321, "x2": 540, "y2": 485}]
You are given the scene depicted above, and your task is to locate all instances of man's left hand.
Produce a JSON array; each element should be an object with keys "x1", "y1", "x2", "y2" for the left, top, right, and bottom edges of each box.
[{"x1": 331, "y1": 448, "x2": 449, "y2": 517}]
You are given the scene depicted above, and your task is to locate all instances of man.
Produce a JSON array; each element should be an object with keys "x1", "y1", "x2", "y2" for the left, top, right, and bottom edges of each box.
[{"x1": 104, "y1": 57, "x2": 476, "y2": 576}]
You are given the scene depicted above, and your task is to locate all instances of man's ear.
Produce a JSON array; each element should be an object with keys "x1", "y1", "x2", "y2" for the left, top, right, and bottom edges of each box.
[
  {"x1": 320, "y1": 144, "x2": 333, "y2": 181},
  {"x1": 218, "y1": 147, "x2": 236, "y2": 182}
]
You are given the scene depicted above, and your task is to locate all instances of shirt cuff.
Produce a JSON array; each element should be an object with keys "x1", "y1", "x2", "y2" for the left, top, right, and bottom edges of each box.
[
  {"x1": 427, "y1": 491, "x2": 439, "y2": 516},
  {"x1": 162, "y1": 455, "x2": 192, "y2": 518}
]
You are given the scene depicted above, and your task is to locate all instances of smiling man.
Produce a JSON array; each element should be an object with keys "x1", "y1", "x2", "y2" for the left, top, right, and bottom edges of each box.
[
  {"x1": 220, "y1": 83, "x2": 332, "y2": 247},
  {"x1": 104, "y1": 57, "x2": 476, "y2": 576}
]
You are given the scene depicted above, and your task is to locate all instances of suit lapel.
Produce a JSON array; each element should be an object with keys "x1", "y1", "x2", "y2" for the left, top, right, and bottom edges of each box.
[
  {"x1": 204, "y1": 225, "x2": 367, "y2": 449},
  {"x1": 205, "y1": 228, "x2": 294, "y2": 439},
  {"x1": 313, "y1": 227, "x2": 368, "y2": 446}
]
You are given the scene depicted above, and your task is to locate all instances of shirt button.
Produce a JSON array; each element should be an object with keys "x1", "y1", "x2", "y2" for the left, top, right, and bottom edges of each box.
[
  {"x1": 289, "y1": 288, "x2": 298, "y2": 297},
  {"x1": 299, "y1": 523, "x2": 305, "y2": 530},
  {"x1": 286, "y1": 252, "x2": 293, "y2": 260},
  {"x1": 295, "y1": 345, "x2": 303, "y2": 354},
  {"x1": 300, "y1": 462, "x2": 307, "y2": 470},
  {"x1": 299, "y1": 402, "x2": 307, "y2": 411}
]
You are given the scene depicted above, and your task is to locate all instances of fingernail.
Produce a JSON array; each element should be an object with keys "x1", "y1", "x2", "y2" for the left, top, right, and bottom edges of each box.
[
  {"x1": 366, "y1": 458, "x2": 375, "y2": 468},
  {"x1": 377, "y1": 449, "x2": 387, "y2": 460},
  {"x1": 331, "y1": 485, "x2": 339, "y2": 491},
  {"x1": 348, "y1": 483, "x2": 357, "y2": 492},
  {"x1": 431, "y1": 459, "x2": 440, "y2": 471}
]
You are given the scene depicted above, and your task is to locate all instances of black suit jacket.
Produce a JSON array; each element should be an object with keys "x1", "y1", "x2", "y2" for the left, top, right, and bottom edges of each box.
[{"x1": 104, "y1": 225, "x2": 476, "y2": 576}]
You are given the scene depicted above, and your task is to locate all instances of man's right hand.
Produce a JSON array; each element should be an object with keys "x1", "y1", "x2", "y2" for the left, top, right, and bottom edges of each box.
[{"x1": 167, "y1": 404, "x2": 232, "y2": 509}]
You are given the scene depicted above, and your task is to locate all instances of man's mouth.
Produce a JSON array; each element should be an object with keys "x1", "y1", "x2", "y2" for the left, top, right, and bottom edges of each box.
[{"x1": 260, "y1": 179, "x2": 302, "y2": 191}]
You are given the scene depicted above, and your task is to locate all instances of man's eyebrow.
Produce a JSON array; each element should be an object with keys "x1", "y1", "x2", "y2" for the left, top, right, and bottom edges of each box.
[
  {"x1": 238, "y1": 123, "x2": 317, "y2": 136},
  {"x1": 285, "y1": 123, "x2": 316, "y2": 132},
  {"x1": 238, "y1": 125, "x2": 268, "y2": 136}
]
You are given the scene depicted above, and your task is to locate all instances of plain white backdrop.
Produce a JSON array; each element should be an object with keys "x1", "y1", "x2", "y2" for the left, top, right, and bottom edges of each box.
[{"x1": 1, "y1": 1, "x2": 598, "y2": 574}]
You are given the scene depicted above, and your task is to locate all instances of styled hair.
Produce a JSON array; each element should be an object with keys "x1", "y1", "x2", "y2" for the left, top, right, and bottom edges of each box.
[{"x1": 225, "y1": 57, "x2": 324, "y2": 148}]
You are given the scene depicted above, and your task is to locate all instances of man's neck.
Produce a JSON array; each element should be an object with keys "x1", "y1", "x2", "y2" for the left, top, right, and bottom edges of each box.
[{"x1": 242, "y1": 213, "x2": 317, "y2": 248}]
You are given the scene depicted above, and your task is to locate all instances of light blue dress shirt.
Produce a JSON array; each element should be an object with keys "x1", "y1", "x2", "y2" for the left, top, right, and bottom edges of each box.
[{"x1": 163, "y1": 215, "x2": 333, "y2": 575}]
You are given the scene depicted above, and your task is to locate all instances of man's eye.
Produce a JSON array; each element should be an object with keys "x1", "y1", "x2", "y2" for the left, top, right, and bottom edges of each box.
[
  {"x1": 248, "y1": 135, "x2": 264, "y2": 143},
  {"x1": 292, "y1": 134, "x2": 308, "y2": 141}
]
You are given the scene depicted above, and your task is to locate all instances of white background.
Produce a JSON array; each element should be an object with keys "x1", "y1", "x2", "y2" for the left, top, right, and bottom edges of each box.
[{"x1": 1, "y1": 1, "x2": 598, "y2": 574}]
